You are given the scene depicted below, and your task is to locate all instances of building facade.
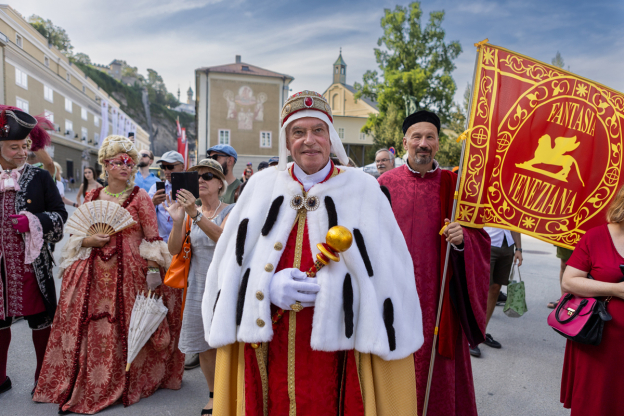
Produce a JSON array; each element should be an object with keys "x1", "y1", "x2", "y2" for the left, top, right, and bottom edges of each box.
[
  {"x1": 195, "y1": 55, "x2": 293, "y2": 175},
  {"x1": 0, "y1": 6, "x2": 149, "y2": 180},
  {"x1": 323, "y1": 52, "x2": 379, "y2": 166}
]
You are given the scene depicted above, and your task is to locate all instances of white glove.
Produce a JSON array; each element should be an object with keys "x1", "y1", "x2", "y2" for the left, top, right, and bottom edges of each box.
[{"x1": 269, "y1": 268, "x2": 320, "y2": 310}]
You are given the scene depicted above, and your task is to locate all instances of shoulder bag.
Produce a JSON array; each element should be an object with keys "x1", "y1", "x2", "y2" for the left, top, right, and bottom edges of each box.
[
  {"x1": 164, "y1": 216, "x2": 192, "y2": 316},
  {"x1": 547, "y1": 274, "x2": 612, "y2": 345}
]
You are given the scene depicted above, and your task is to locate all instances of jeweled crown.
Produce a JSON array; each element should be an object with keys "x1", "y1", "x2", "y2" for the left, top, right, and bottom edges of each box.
[{"x1": 280, "y1": 90, "x2": 333, "y2": 126}]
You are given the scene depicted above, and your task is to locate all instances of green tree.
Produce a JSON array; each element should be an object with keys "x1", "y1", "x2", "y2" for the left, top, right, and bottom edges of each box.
[
  {"x1": 73, "y1": 52, "x2": 91, "y2": 65},
  {"x1": 354, "y1": 2, "x2": 462, "y2": 152},
  {"x1": 28, "y1": 15, "x2": 73, "y2": 56},
  {"x1": 552, "y1": 51, "x2": 564, "y2": 68},
  {"x1": 436, "y1": 83, "x2": 472, "y2": 166}
]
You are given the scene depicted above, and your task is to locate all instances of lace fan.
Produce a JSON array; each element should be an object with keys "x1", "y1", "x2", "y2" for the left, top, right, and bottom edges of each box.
[{"x1": 65, "y1": 200, "x2": 136, "y2": 236}]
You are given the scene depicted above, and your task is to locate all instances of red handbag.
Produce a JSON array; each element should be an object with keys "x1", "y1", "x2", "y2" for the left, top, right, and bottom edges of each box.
[{"x1": 547, "y1": 290, "x2": 612, "y2": 345}]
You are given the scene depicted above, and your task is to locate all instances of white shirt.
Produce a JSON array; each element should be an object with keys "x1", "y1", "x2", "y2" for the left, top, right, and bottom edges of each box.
[
  {"x1": 484, "y1": 227, "x2": 514, "y2": 248},
  {"x1": 293, "y1": 160, "x2": 332, "y2": 192}
]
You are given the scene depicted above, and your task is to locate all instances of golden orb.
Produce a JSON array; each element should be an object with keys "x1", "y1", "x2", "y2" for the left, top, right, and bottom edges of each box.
[{"x1": 326, "y1": 226, "x2": 353, "y2": 252}]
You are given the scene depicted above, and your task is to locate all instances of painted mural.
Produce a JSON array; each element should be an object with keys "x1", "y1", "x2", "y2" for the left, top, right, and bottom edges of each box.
[{"x1": 223, "y1": 86, "x2": 267, "y2": 130}]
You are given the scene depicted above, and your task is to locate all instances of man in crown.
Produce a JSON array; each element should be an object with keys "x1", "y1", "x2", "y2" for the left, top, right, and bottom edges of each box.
[
  {"x1": 0, "y1": 106, "x2": 67, "y2": 395},
  {"x1": 201, "y1": 91, "x2": 422, "y2": 415}
]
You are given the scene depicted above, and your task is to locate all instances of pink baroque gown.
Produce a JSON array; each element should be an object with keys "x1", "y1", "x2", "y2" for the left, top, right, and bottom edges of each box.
[{"x1": 33, "y1": 187, "x2": 184, "y2": 414}]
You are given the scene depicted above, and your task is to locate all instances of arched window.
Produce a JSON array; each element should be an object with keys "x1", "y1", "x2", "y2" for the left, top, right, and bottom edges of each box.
[
  {"x1": 332, "y1": 94, "x2": 338, "y2": 110},
  {"x1": 341, "y1": 67, "x2": 345, "y2": 74},
  {"x1": 335, "y1": 67, "x2": 338, "y2": 74}
]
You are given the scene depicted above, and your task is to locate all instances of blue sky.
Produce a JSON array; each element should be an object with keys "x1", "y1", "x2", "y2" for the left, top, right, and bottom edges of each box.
[{"x1": 14, "y1": 0, "x2": 624, "y2": 106}]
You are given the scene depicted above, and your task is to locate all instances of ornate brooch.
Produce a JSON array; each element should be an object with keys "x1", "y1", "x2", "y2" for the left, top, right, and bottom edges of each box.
[{"x1": 290, "y1": 194, "x2": 320, "y2": 211}]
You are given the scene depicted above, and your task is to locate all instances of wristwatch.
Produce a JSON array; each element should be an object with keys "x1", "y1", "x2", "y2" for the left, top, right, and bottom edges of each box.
[
  {"x1": 515, "y1": 247, "x2": 523, "y2": 253},
  {"x1": 192, "y1": 211, "x2": 204, "y2": 225}
]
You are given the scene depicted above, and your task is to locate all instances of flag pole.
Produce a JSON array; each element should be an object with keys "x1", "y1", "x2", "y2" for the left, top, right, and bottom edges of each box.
[{"x1": 422, "y1": 40, "x2": 485, "y2": 416}]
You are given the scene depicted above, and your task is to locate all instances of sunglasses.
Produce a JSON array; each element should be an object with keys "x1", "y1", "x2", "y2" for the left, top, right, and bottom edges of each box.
[
  {"x1": 106, "y1": 160, "x2": 135, "y2": 169},
  {"x1": 199, "y1": 172, "x2": 216, "y2": 181},
  {"x1": 209, "y1": 154, "x2": 228, "y2": 160},
  {"x1": 140, "y1": 153, "x2": 151, "y2": 158},
  {"x1": 160, "y1": 164, "x2": 180, "y2": 171}
]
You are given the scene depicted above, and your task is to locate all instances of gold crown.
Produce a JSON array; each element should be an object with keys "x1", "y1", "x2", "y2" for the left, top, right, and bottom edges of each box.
[{"x1": 280, "y1": 90, "x2": 333, "y2": 126}]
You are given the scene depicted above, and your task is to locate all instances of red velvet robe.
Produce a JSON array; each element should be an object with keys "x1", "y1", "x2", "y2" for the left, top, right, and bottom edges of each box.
[
  {"x1": 242, "y1": 165, "x2": 364, "y2": 416},
  {"x1": 378, "y1": 164, "x2": 490, "y2": 416}
]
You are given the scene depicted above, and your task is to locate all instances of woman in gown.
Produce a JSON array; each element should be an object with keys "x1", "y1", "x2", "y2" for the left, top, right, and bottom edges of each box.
[
  {"x1": 34, "y1": 136, "x2": 183, "y2": 414},
  {"x1": 560, "y1": 185, "x2": 624, "y2": 415},
  {"x1": 166, "y1": 158, "x2": 233, "y2": 415}
]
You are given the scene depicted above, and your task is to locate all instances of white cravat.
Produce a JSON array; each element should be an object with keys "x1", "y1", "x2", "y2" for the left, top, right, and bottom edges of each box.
[{"x1": 293, "y1": 160, "x2": 332, "y2": 192}]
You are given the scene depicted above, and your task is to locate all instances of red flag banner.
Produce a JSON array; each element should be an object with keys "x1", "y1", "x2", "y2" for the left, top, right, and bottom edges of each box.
[{"x1": 456, "y1": 43, "x2": 624, "y2": 249}]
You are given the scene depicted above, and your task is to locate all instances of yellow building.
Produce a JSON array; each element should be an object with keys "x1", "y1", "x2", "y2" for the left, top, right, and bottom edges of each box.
[
  {"x1": 195, "y1": 55, "x2": 293, "y2": 175},
  {"x1": 323, "y1": 52, "x2": 379, "y2": 166},
  {"x1": 0, "y1": 5, "x2": 149, "y2": 180}
]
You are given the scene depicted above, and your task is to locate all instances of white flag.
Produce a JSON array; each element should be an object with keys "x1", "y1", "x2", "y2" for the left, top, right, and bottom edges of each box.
[{"x1": 99, "y1": 100, "x2": 109, "y2": 146}]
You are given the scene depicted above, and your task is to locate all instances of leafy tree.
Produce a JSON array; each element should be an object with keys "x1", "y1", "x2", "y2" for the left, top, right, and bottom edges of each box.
[
  {"x1": 28, "y1": 15, "x2": 73, "y2": 56},
  {"x1": 72, "y1": 52, "x2": 91, "y2": 65},
  {"x1": 436, "y1": 83, "x2": 472, "y2": 166},
  {"x1": 354, "y1": 2, "x2": 462, "y2": 153},
  {"x1": 552, "y1": 51, "x2": 564, "y2": 68}
]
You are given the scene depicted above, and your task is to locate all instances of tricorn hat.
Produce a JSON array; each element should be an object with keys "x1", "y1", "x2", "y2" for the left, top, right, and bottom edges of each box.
[{"x1": 0, "y1": 105, "x2": 53, "y2": 150}]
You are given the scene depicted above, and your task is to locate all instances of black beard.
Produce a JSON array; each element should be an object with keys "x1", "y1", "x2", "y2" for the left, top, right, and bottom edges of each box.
[
  {"x1": 137, "y1": 162, "x2": 148, "y2": 168},
  {"x1": 221, "y1": 162, "x2": 229, "y2": 176}
]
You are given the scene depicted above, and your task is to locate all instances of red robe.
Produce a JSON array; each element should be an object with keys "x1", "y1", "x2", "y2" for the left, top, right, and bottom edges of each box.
[
  {"x1": 379, "y1": 165, "x2": 490, "y2": 416},
  {"x1": 242, "y1": 165, "x2": 364, "y2": 416}
]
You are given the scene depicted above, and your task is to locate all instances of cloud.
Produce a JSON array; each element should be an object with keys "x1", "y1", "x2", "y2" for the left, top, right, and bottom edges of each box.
[{"x1": 12, "y1": 0, "x2": 623, "y2": 111}]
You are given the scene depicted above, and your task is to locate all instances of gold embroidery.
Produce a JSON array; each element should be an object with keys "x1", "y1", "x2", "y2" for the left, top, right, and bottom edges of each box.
[
  {"x1": 284, "y1": 163, "x2": 342, "y2": 416},
  {"x1": 288, "y1": 310, "x2": 297, "y2": 416},
  {"x1": 255, "y1": 343, "x2": 269, "y2": 416}
]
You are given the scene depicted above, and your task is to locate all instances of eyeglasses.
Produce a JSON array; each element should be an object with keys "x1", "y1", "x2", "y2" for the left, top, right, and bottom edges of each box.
[
  {"x1": 140, "y1": 153, "x2": 150, "y2": 158},
  {"x1": 160, "y1": 164, "x2": 180, "y2": 171},
  {"x1": 376, "y1": 158, "x2": 392, "y2": 163},
  {"x1": 199, "y1": 172, "x2": 215, "y2": 181}
]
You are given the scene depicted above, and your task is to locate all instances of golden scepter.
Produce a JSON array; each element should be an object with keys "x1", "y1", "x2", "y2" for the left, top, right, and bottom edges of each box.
[
  {"x1": 290, "y1": 226, "x2": 353, "y2": 313},
  {"x1": 307, "y1": 226, "x2": 353, "y2": 277}
]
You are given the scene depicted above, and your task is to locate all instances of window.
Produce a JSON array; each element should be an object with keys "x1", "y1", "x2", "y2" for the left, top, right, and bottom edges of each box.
[
  {"x1": 44, "y1": 85, "x2": 54, "y2": 102},
  {"x1": 359, "y1": 133, "x2": 366, "y2": 141},
  {"x1": 94, "y1": 116, "x2": 99, "y2": 127},
  {"x1": 341, "y1": 67, "x2": 345, "y2": 74},
  {"x1": 15, "y1": 67, "x2": 28, "y2": 89},
  {"x1": 94, "y1": 132, "x2": 100, "y2": 144},
  {"x1": 260, "y1": 131, "x2": 272, "y2": 148},
  {"x1": 82, "y1": 85, "x2": 86, "y2": 93},
  {"x1": 44, "y1": 110, "x2": 54, "y2": 124},
  {"x1": 81, "y1": 127, "x2": 88, "y2": 142},
  {"x1": 81, "y1": 107, "x2": 88, "y2": 120},
  {"x1": 16, "y1": 34, "x2": 23, "y2": 48},
  {"x1": 65, "y1": 120, "x2": 73, "y2": 135},
  {"x1": 66, "y1": 73, "x2": 71, "y2": 82},
  {"x1": 65, "y1": 98, "x2": 72, "y2": 113},
  {"x1": 44, "y1": 56, "x2": 50, "y2": 67},
  {"x1": 218, "y1": 129, "x2": 230, "y2": 145},
  {"x1": 242, "y1": 65, "x2": 250, "y2": 71},
  {"x1": 16, "y1": 97, "x2": 29, "y2": 113},
  {"x1": 332, "y1": 94, "x2": 338, "y2": 110},
  {"x1": 335, "y1": 67, "x2": 338, "y2": 74},
  {"x1": 338, "y1": 128, "x2": 345, "y2": 139}
]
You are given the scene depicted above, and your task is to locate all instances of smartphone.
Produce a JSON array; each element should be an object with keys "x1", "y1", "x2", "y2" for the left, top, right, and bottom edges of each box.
[
  {"x1": 171, "y1": 172, "x2": 199, "y2": 200},
  {"x1": 155, "y1": 181, "x2": 165, "y2": 192}
]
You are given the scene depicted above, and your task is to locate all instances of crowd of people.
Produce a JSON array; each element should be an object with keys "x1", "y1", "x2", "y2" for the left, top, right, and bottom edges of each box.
[{"x1": 0, "y1": 92, "x2": 622, "y2": 416}]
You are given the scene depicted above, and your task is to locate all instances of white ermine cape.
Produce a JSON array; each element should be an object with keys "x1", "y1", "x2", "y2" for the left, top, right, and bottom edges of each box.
[{"x1": 201, "y1": 163, "x2": 423, "y2": 360}]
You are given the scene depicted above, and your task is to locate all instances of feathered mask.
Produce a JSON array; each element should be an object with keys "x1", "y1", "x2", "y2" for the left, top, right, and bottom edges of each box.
[{"x1": 0, "y1": 105, "x2": 53, "y2": 151}]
